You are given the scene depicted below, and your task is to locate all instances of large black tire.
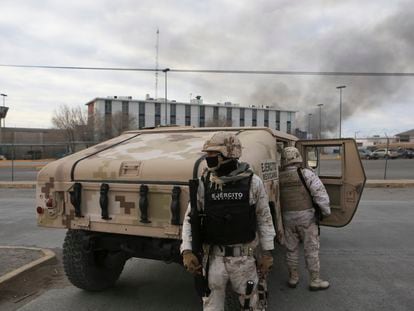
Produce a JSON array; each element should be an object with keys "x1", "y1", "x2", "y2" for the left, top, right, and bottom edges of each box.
[{"x1": 63, "y1": 229, "x2": 126, "y2": 291}]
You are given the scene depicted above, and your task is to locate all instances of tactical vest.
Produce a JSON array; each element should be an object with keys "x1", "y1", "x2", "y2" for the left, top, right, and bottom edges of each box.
[
  {"x1": 202, "y1": 173, "x2": 256, "y2": 245},
  {"x1": 279, "y1": 169, "x2": 313, "y2": 212}
]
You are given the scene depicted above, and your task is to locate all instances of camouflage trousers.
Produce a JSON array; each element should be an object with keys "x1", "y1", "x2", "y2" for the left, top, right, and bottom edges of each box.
[
  {"x1": 283, "y1": 211, "x2": 320, "y2": 273},
  {"x1": 203, "y1": 255, "x2": 260, "y2": 311}
]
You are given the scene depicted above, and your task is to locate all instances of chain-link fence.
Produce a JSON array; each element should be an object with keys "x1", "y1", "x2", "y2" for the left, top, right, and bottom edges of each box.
[
  {"x1": 0, "y1": 142, "x2": 95, "y2": 181},
  {"x1": 1, "y1": 141, "x2": 413, "y2": 182}
]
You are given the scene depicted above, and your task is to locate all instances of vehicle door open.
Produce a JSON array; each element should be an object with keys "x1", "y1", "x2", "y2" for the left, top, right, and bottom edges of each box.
[{"x1": 296, "y1": 139, "x2": 366, "y2": 227}]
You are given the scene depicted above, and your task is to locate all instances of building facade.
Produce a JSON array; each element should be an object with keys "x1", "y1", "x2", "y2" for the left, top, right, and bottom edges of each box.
[{"x1": 86, "y1": 96, "x2": 296, "y2": 140}]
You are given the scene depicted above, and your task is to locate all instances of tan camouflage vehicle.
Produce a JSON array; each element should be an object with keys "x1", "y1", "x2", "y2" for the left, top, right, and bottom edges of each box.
[{"x1": 36, "y1": 127, "x2": 365, "y2": 292}]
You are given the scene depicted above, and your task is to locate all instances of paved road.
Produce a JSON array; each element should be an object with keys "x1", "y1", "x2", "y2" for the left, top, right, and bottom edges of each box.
[{"x1": 1, "y1": 188, "x2": 414, "y2": 310}]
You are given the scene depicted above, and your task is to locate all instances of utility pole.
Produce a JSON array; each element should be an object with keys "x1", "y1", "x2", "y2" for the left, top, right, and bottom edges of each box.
[
  {"x1": 336, "y1": 85, "x2": 346, "y2": 138},
  {"x1": 155, "y1": 28, "x2": 160, "y2": 99},
  {"x1": 163, "y1": 68, "x2": 170, "y2": 125},
  {"x1": 384, "y1": 133, "x2": 390, "y2": 180},
  {"x1": 317, "y1": 104, "x2": 323, "y2": 139},
  {"x1": 308, "y1": 113, "x2": 312, "y2": 139}
]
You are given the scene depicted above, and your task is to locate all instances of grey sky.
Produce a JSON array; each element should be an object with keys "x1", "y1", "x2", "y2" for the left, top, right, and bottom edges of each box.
[{"x1": 0, "y1": 0, "x2": 413, "y2": 137}]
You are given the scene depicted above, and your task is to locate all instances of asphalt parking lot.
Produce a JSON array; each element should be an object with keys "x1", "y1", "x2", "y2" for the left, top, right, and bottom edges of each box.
[{"x1": 0, "y1": 188, "x2": 413, "y2": 311}]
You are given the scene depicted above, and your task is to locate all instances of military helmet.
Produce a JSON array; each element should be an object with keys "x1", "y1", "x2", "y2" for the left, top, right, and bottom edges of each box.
[
  {"x1": 202, "y1": 132, "x2": 242, "y2": 158},
  {"x1": 281, "y1": 146, "x2": 303, "y2": 167}
]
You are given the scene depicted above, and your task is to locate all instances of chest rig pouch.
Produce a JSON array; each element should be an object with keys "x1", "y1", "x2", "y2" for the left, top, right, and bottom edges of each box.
[{"x1": 202, "y1": 173, "x2": 256, "y2": 245}]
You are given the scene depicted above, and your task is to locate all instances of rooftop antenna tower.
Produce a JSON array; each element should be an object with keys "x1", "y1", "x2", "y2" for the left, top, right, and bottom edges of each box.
[{"x1": 155, "y1": 28, "x2": 160, "y2": 99}]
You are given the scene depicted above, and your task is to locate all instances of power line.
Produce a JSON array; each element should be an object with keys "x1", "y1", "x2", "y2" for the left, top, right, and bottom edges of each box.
[
  {"x1": 0, "y1": 64, "x2": 157, "y2": 72},
  {"x1": 1, "y1": 63, "x2": 414, "y2": 76}
]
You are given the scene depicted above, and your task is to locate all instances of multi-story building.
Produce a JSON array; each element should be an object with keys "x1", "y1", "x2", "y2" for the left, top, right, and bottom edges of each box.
[{"x1": 86, "y1": 95, "x2": 296, "y2": 140}]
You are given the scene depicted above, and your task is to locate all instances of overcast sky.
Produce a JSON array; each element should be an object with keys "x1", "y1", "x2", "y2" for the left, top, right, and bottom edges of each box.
[{"x1": 1, "y1": 0, "x2": 413, "y2": 138}]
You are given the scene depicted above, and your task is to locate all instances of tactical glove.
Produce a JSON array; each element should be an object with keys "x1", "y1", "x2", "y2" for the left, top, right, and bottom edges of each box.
[
  {"x1": 258, "y1": 253, "x2": 273, "y2": 276},
  {"x1": 182, "y1": 250, "x2": 202, "y2": 275}
]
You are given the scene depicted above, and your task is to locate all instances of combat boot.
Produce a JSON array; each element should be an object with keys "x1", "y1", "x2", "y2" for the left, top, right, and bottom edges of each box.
[
  {"x1": 309, "y1": 272, "x2": 329, "y2": 291},
  {"x1": 288, "y1": 267, "x2": 299, "y2": 288}
]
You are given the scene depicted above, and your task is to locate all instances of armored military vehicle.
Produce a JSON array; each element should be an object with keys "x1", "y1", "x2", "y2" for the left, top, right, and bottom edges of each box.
[{"x1": 36, "y1": 127, "x2": 365, "y2": 292}]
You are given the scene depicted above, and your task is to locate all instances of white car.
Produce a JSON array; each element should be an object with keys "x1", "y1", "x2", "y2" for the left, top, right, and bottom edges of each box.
[
  {"x1": 0, "y1": 155, "x2": 6, "y2": 160},
  {"x1": 371, "y1": 148, "x2": 399, "y2": 159}
]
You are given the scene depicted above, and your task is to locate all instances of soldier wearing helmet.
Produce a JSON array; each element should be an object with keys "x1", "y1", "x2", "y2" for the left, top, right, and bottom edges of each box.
[
  {"x1": 181, "y1": 131, "x2": 276, "y2": 310},
  {"x1": 279, "y1": 146, "x2": 331, "y2": 291}
]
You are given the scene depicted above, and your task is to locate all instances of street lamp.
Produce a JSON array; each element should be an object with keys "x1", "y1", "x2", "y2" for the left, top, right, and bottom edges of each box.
[
  {"x1": 336, "y1": 86, "x2": 346, "y2": 138},
  {"x1": 317, "y1": 104, "x2": 323, "y2": 139},
  {"x1": 0, "y1": 93, "x2": 7, "y2": 127},
  {"x1": 308, "y1": 113, "x2": 312, "y2": 139}
]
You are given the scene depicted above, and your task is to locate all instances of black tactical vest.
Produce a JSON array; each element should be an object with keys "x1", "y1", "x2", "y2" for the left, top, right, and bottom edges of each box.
[{"x1": 202, "y1": 173, "x2": 256, "y2": 245}]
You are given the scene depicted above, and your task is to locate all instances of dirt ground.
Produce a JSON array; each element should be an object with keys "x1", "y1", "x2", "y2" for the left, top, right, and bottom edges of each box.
[
  {"x1": 0, "y1": 249, "x2": 69, "y2": 311},
  {"x1": 0, "y1": 249, "x2": 43, "y2": 277}
]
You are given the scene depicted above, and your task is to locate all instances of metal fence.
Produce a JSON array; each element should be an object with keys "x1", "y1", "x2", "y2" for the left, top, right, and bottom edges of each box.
[
  {"x1": 0, "y1": 142, "x2": 96, "y2": 181},
  {"x1": 1, "y1": 142, "x2": 413, "y2": 182}
]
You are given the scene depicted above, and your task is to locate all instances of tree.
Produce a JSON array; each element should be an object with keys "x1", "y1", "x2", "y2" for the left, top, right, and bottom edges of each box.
[
  {"x1": 205, "y1": 116, "x2": 233, "y2": 127},
  {"x1": 51, "y1": 105, "x2": 94, "y2": 152},
  {"x1": 94, "y1": 111, "x2": 137, "y2": 141}
]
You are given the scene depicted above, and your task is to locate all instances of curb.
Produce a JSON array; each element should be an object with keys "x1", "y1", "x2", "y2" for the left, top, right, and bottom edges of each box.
[
  {"x1": 0, "y1": 246, "x2": 56, "y2": 286},
  {"x1": 365, "y1": 180, "x2": 414, "y2": 188},
  {"x1": 0, "y1": 182, "x2": 36, "y2": 189}
]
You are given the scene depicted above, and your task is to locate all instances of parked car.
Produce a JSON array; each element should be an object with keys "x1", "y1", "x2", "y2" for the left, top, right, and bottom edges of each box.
[
  {"x1": 358, "y1": 148, "x2": 373, "y2": 159},
  {"x1": 397, "y1": 148, "x2": 414, "y2": 159},
  {"x1": 23, "y1": 150, "x2": 42, "y2": 160},
  {"x1": 0, "y1": 154, "x2": 6, "y2": 160},
  {"x1": 371, "y1": 148, "x2": 399, "y2": 159}
]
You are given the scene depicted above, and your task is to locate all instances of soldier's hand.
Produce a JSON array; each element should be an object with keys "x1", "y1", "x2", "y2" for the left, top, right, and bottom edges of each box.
[
  {"x1": 182, "y1": 250, "x2": 202, "y2": 275},
  {"x1": 258, "y1": 253, "x2": 273, "y2": 276}
]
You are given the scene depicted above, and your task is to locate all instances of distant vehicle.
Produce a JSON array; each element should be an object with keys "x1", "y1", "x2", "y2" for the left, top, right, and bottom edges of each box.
[
  {"x1": 358, "y1": 148, "x2": 373, "y2": 160},
  {"x1": 397, "y1": 148, "x2": 414, "y2": 159},
  {"x1": 0, "y1": 155, "x2": 6, "y2": 160},
  {"x1": 371, "y1": 148, "x2": 399, "y2": 159},
  {"x1": 23, "y1": 150, "x2": 42, "y2": 160}
]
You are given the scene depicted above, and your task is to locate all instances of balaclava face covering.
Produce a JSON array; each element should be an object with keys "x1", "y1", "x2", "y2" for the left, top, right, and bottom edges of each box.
[{"x1": 206, "y1": 153, "x2": 238, "y2": 177}]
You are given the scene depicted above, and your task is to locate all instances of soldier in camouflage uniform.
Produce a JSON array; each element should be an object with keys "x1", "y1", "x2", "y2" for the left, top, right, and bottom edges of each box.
[
  {"x1": 181, "y1": 132, "x2": 276, "y2": 311},
  {"x1": 279, "y1": 147, "x2": 331, "y2": 291}
]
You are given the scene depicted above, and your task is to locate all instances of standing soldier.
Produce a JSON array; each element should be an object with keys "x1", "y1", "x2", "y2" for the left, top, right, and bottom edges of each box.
[
  {"x1": 181, "y1": 132, "x2": 276, "y2": 311},
  {"x1": 279, "y1": 147, "x2": 331, "y2": 291}
]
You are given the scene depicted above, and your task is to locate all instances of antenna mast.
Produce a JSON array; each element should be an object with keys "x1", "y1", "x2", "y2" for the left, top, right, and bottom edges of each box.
[{"x1": 155, "y1": 28, "x2": 160, "y2": 99}]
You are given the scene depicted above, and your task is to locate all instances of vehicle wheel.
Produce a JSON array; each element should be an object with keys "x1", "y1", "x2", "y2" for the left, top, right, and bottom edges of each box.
[
  {"x1": 224, "y1": 282, "x2": 241, "y2": 311},
  {"x1": 63, "y1": 229, "x2": 126, "y2": 291}
]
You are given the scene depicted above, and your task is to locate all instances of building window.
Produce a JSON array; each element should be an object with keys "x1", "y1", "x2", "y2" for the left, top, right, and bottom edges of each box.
[
  {"x1": 264, "y1": 110, "x2": 269, "y2": 127},
  {"x1": 170, "y1": 104, "x2": 176, "y2": 125},
  {"x1": 199, "y1": 105, "x2": 205, "y2": 127},
  {"x1": 139, "y1": 102, "x2": 145, "y2": 129},
  {"x1": 287, "y1": 112, "x2": 292, "y2": 134},
  {"x1": 185, "y1": 105, "x2": 191, "y2": 126},
  {"x1": 155, "y1": 103, "x2": 161, "y2": 126},
  {"x1": 122, "y1": 101, "x2": 129, "y2": 130},
  {"x1": 252, "y1": 109, "x2": 257, "y2": 126},
  {"x1": 122, "y1": 101, "x2": 129, "y2": 114},
  {"x1": 105, "y1": 100, "x2": 112, "y2": 115},
  {"x1": 213, "y1": 107, "x2": 219, "y2": 121},
  {"x1": 226, "y1": 107, "x2": 232, "y2": 123},
  {"x1": 240, "y1": 108, "x2": 245, "y2": 126},
  {"x1": 276, "y1": 111, "x2": 280, "y2": 130}
]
